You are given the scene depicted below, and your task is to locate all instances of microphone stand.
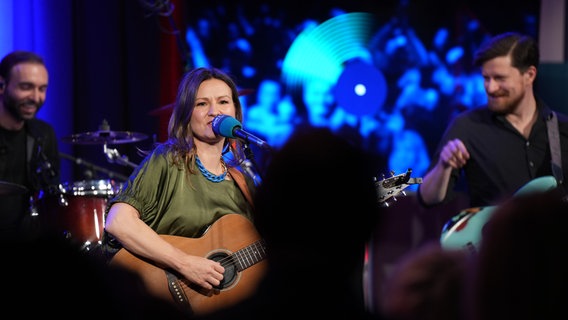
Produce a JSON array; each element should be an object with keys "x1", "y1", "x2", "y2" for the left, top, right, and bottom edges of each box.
[{"x1": 241, "y1": 143, "x2": 263, "y2": 186}]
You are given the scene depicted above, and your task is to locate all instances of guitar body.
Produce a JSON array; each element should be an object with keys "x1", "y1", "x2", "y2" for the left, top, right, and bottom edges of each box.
[
  {"x1": 109, "y1": 214, "x2": 268, "y2": 316},
  {"x1": 440, "y1": 205, "x2": 496, "y2": 252},
  {"x1": 108, "y1": 170, "x2": 425, "y2": 314},
  {"x1": 440, "y1": 176, "x2": 558, "y2": 252}
]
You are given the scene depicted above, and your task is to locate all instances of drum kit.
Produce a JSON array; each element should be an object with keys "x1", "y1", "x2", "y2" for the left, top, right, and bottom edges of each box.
[{"x1": 34, "y1": 122, "x2": 148, "y2": 251}]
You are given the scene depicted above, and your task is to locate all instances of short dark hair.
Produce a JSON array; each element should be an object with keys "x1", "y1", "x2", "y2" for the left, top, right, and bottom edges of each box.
[
  {"x1": 0, "y1": 50, "x2": 46, "y2": 84},
  {"x1": 473, "y1": 32, "x2": 539, "y2": 72}
]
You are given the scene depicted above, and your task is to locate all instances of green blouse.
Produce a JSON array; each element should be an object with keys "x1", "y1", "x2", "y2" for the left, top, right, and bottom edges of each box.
[{"x1": 106, "y1": 144, "x2": 255, "y2": 238}]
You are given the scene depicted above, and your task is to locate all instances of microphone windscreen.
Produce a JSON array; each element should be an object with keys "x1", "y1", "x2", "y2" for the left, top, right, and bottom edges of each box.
[{"x1": 212, "y1": 115, "x2": 242, "y2": 138}]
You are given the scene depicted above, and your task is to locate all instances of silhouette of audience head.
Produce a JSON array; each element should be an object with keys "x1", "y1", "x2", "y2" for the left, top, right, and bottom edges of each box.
[
  {"x1": 253, "y1": 127, "x2": 384, "y2": 316},
  {"x1": 255, "y1": 126, "x2": 382, "y2": 272},
  {"x1": 196, "y1": 126, "x2": 385, "y2": 319},
  {"x1": 470, "y1": 189, "x2": 568, "y2": 320},
  {"x1": 381, "y1": 241, "x2": 469, "y2": 320}
]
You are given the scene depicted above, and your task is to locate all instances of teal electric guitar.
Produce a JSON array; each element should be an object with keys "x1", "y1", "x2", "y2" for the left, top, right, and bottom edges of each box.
[{"x1": 440, "y1": 175, "x2": 559, "y2": 253}]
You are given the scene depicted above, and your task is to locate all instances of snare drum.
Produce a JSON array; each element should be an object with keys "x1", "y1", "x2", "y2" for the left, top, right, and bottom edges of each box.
[{"x1": 38, "y1": 179, "x2": 123, "y2": 249}]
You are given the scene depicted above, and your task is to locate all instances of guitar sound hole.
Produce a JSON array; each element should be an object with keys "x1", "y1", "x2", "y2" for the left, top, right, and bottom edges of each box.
[{"x1": 209, "y1": 251, "x2": 237, "y2": 290}]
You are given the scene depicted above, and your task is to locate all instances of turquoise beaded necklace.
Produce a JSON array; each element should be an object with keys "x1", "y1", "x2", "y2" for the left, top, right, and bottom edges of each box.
[{"x1": 196, "y1": 156, "x2": 227, "y2": 183}]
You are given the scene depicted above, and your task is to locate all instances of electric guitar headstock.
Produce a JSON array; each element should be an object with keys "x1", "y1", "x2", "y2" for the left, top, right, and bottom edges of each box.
[{"x1": 375, "y1": 168, "x2": 423, "y2": 207}]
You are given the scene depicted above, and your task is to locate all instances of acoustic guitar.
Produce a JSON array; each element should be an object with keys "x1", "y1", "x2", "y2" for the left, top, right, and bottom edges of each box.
[
  {"x1": 110, "y1": 214, "x2": 267, "y2": 316},
  {"x1": 109, "y1": 170, "x2": 422, "y2": 315}
]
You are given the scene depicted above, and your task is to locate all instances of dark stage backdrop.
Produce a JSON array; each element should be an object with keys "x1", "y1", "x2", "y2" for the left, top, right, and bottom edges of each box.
[{"x1": 1, "y1": 0, "x2": 172, "y2": 182}]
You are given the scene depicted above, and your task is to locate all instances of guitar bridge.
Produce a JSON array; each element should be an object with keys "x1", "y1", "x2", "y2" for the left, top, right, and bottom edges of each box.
[{"x1": 165, "y1": 270, "x2": 193, "y2": 314}]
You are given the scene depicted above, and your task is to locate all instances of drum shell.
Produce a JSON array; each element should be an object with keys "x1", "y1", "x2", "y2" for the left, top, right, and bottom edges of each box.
[{"x1": 37, "y1": 179, "x2": 123, "y2": 247}]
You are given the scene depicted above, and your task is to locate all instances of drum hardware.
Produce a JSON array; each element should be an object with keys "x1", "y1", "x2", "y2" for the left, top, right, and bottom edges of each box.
[
  {"x1": 59, "y1": 152, "x2": 129, "y2": 181},
  {"x1": 61, "y1": 129, "x2": 147, "y2": 145},
  {"x1": 104, "y1": 144, "x2": 139, "y2": 169},
  {"x1": 0, "y1": 180, "x2": 28, "y2": 195},
  {"x1": 52, "y1": 120, "x2": 146, "y2": 250},
  {"x1": 60, "y1": 119, "x2": 148, "y2": 145},
  {"x1": 27, "y1": 194, "x2": 41, "y2": 217},
  {"x1": 61, "y1": 119, "x2": 147, "y2": 173}
]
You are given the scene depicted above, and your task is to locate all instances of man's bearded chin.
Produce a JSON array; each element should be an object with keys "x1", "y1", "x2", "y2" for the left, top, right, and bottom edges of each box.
[
  {"x1": 487, "y1": 92, "x2": 522, "y2": 115},
  {"x1": 4, "y1": 95, "x2": 41, "y2": 121},
  {"x1": 500, "y1": 93, "x2": 524, "y2": 115}
]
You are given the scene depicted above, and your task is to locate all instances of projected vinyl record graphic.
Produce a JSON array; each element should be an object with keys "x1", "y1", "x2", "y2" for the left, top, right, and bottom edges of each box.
[{"x1": 282, "y1": 12, "x2": 387, "y2": 117}]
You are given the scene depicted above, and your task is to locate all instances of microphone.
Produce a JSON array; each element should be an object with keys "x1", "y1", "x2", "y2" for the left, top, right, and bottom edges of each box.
[{"x1": 212, "y1": 115, "x2": 271, "y2": 150}]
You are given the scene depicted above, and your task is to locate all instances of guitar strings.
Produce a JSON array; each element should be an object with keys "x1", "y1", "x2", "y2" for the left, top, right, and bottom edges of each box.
[{"x1": 215, "y1": 240, "x2": 266, "y2": 269}]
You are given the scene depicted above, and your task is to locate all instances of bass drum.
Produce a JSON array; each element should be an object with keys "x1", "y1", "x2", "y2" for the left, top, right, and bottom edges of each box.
[{"x1": 37, "y1": 179, "x2": 123, "y2": 250}]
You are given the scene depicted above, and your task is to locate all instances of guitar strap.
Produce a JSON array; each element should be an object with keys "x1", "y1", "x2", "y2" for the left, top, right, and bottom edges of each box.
[
  {"x1": 228, "y1": 167, "x2": 255, "y2": 208},
  {"x1": 546, "y1": 111, "x2": 564, "y2": 186}
]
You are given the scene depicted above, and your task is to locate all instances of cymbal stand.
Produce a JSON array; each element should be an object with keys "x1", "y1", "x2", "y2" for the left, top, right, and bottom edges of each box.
[
  {"x1": 59, "y1": 152, "x2": 129, "y2": 181},
  {"x1": 103, "y1": 143, "x2": 138, "y2": 169}
]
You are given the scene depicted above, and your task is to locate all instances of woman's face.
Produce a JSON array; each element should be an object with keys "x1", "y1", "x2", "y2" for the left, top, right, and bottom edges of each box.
[{"x1": 190, "y1": 78, "x2": 237, "y2": 143}]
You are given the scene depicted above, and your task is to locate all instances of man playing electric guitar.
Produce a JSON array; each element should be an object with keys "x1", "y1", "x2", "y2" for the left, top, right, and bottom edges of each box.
[
  {"x1": 418, "y1": 32, "x2": 568, "y2": 211},
  {"x1": 440, "y1": 175, "x2": 558, "y2": 252}
]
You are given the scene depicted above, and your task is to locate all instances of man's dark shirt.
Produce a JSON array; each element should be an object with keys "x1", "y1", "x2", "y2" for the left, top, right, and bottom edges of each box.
[
  {"x1": 418, "y1": 99, "x2": 568, "y2": 208},
  {"x1": 0, "y1": 118, "x2": 60, "y2": 241}
]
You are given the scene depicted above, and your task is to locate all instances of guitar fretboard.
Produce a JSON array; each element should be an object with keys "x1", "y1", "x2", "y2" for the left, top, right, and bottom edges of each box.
[{"x1": 234, "y1": 239, "x2": 267, "y2": 271}]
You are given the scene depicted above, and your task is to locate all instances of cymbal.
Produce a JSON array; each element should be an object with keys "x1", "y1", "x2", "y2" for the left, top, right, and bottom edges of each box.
[
  {"x1": 0, "y1": 181, "x2": 28, "y2": 195},
  {"x1": 61, "y1": 130, "x2": 148, "y2": 145}
]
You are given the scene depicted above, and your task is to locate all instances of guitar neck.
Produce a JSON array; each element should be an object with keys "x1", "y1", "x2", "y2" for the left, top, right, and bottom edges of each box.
[{"x1": 234, "y1": 239, "x2": 267, "y2": 271}]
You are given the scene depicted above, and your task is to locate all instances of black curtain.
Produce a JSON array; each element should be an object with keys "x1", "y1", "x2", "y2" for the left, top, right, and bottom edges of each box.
[{"x1": 66, "y1": 0, "x2": 162, "y2": 182}]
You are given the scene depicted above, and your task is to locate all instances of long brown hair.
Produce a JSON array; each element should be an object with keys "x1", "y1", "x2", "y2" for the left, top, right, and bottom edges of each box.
[{"x1": 165, "y1": 67, "x2": 247, "y2": 174}]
